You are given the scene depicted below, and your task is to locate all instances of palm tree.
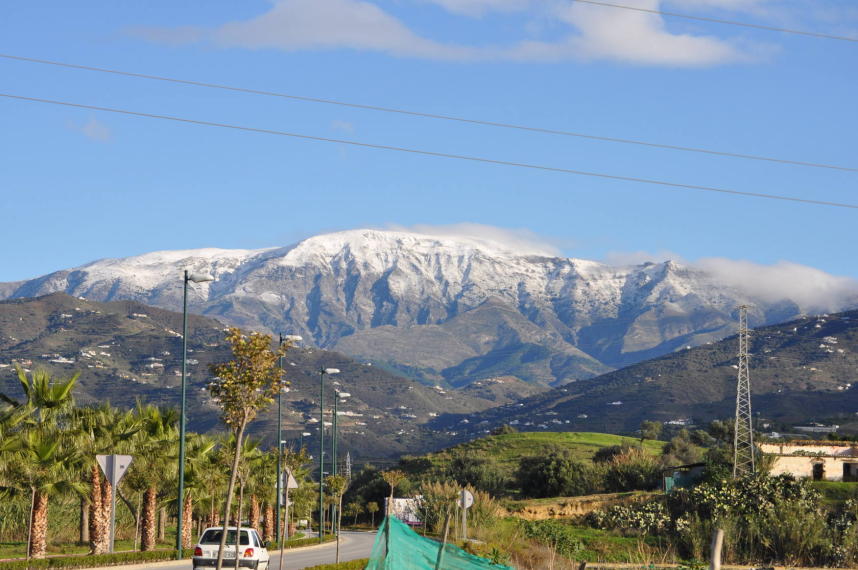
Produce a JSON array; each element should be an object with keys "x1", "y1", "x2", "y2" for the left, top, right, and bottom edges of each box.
[
  {"x1": 179, "y1": 433, "x2": 216, "y2": 548},
  {"x1": 72, "y1": 404, "x2": 140, "y2": 553},
  {"x1": 367, "y1": 501, "x2": 379, "y2": 528},
  {"x1": 12, "y1": 429, "x2": 86, "y2": 558},
  {"x1": 0, "y1": 367, "x2": 83, "y2": 559},
  {"x1": 129, "y1": 403, "x2": 178, "y2": 551}
]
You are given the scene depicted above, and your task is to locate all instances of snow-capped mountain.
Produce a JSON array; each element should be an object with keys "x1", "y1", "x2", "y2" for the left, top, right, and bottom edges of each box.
[{"x1": 2, "y1": 229, "x2": 852, "y2": 386}]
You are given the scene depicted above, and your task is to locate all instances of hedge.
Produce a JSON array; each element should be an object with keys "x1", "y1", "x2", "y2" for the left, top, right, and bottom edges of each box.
[
  {"x1": 0, "y1": 549, "x2": 193, "y2": 569},
  {"x1": 0, "y1": 535, "x2": 339, "y2": 569},
  {"x1": 269, "y1": 534, "x2": 336, "y2": 550}
]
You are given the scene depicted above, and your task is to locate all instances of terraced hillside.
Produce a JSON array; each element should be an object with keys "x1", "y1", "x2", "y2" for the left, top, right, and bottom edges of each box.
[
  {"x1": 431, "y1": 309, "x2": 858, "y2": 438},
  {"x1": 0, "y1": 293, "x2": 546, "y2": 458}
]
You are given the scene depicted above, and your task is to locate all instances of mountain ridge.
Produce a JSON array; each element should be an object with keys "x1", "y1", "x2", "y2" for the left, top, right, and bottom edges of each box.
[{"x1": 2, "y1": 229, "x2": 854, "y2": 386}]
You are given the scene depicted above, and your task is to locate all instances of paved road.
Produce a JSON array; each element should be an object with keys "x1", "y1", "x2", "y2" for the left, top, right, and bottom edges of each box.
[{"x1": 182, "y1": 531, "x2": 376, "y2": 570}]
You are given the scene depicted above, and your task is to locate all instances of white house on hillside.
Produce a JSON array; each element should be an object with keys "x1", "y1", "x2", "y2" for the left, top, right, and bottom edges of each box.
[{"x1": 761, "y1": 441, "x2": 858, "y2": 481}]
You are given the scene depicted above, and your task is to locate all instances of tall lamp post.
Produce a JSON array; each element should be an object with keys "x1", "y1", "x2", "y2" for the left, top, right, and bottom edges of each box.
[
  {"x1": 176, "y1": 270, "x2": 214, "y2": 560},
  {"x1": 318, "y1": 367, "x2": 339, "y2": 542},
  {"x1": 332, "y1": 390, "x2": 349, "y2": 537},
  {"x1": 276, "y1": 334, "x2": 301, "y2": 545}
]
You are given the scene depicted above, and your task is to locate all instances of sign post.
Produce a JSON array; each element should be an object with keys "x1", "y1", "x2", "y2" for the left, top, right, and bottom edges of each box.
[
  {"x1": 458, "y1": 489, "x2": 474, "y2": 541},
  {"x1": 278, "y1": 470, "x2": 299, "y2": 570},
  {"x1": 96, "y1": 455, "x2": 133, "y2": 553}
]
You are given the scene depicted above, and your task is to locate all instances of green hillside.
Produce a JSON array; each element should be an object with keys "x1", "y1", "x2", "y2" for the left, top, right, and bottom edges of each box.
[
  {"x1": 395, "y1": 431, "x2": 666, "y2": 489},
  {"x1": 429, "y1": 431, "x2": 664, "y2": 468}
]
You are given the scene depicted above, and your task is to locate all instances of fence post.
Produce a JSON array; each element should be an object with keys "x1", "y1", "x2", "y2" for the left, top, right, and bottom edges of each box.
[
  {"x1": 710, "y1": 528, "x2": 724, "y2": 570},
  {"x1": 434, "y1": 511, "x2": 452, "y2": 570}
]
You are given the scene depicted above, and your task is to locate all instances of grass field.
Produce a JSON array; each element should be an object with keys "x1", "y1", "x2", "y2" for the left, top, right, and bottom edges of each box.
[
  {"x1": 812, "y1": 480, "x2": 858, "y2": 506},
  {"x1": 426, "y1": 431, "x2": 664, "y2": 470}
]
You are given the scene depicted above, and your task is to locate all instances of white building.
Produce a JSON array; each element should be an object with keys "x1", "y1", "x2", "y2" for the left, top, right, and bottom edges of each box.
[{"x1": 761, "y1": 441, "x2": 858, "y2": 481}]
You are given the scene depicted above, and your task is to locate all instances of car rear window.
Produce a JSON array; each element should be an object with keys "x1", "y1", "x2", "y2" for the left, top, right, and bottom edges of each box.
[{"x1": 199, "y1": 529, "x2": 250, "y2": 545}]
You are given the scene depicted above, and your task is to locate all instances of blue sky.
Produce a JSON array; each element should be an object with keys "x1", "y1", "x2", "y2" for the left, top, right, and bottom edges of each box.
[{"x1": 1, "y1": 0, "x2": 857, "y2": 284}]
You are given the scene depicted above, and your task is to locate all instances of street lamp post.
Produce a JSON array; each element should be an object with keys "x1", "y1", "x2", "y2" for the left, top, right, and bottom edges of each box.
[
  {"x1": 276, "y1": 334, "x2": 301, "y2": 545},
  {"x1": 318, "y1": 367, "x2": 339, "y2": 542},
  {"x1": 332, "y1": 391, "x2": 349, "y2": 537},
  {"x1": 176, "y1": 270, "x2": 213, "y2": 560}
]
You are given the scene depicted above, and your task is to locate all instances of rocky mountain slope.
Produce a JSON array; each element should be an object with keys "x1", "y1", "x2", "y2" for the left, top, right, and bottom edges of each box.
[
  {"x1": 3, "y1": 229, "x2": 854, "y2": 387},
  {"x1": 0, "y1": 293, "x2": 544, "y2": 458},
  {"x1": 431, "y1": 309, "x2": 858, "y2": 438}
]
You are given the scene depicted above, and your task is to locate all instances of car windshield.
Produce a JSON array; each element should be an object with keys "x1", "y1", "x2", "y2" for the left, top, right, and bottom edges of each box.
[{"x1": 199, "y1": 529, "x2": 250, "y2": 545}]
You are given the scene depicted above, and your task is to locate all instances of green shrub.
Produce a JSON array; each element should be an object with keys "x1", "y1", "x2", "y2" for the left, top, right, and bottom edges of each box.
[
  {"x1": 518, "y1": 520, "x2": 583, "y2": 558},
  {"x1": 603, "y1": 447, "x2": 661, "y2": 492},
  {"x1": 516, "y1": 447, "x2": 601, "y2": 498}
]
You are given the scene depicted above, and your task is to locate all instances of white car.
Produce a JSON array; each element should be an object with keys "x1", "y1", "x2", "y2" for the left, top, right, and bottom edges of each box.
[{"x1": 193, "y1": 526, "x2": 271, "y2": 570}]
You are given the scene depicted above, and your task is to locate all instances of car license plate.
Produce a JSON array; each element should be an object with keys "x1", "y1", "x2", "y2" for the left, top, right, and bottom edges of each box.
[{"x1": 224, "y1": 551, "x2": 236, "y2": 559}]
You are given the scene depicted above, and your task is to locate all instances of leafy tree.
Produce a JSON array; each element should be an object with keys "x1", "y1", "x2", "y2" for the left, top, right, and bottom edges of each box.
[
  {"x1": 445, "y1": 454, "x2": 507, "y2": 496},
  {"x1": 640, "y1": 420, "x2": 663, "y2": 443},
  {"x1": 366, "y1": 501, "x2": 379, "y2": 528},
  {"x1": 344, "y1": 501, "x2": 363, "y2": 525},
  {"x1": 661, "y1": 429, "x2": 702, "y2": 466},
  {"x1": 707, "y1": 419, "x2": 733, "y2": 445},
  {"x1": 381, "y1": 470, "x2": 407, "y2": 516},
  {"x1": 516, "y1": 447, "x2": 599, "y2": 498},
  {"x1": 690, "y1": 429, "x2": 715, "y2": 447},
  {"x1": 207, "y1": 328, "x2": 290, "y2": 570},
  {"x1": 592, "y1": 444, "x2": 634, "y2": 464},
  {"x1": 325, "y1": 475, "x2": 348, "y2": 563}
]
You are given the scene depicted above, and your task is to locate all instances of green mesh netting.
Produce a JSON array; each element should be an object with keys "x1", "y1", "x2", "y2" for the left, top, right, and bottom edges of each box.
[{"x1": 364, "y1": 516, "x2": 514, "y2": 569}]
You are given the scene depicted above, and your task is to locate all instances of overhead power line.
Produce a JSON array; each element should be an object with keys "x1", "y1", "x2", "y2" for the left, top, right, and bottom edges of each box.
[
  {"x1": 569, "y1": 0, "x2": 858, "y2": 43},
  {"x1": 1, "y1": 53, "x2": 855, "y2": 174},
  {"x1": 2, "y1": 91, "x2": 856, "y2": 210}
]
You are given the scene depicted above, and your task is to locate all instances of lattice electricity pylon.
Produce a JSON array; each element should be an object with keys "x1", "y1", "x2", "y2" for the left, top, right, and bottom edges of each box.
[
  {"x1": 733, "y1": 305, "x2": 755, "y2": 477},
  {"x1": 345, "y1": 451, "x2": 352, "y2": 481}
]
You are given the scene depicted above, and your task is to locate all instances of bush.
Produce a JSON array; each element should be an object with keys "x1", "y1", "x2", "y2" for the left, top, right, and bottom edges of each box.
[
  {"x1": 519, "y1": 520, "x2": 584, "y2": 558},
  {"x1": 516, "y1": 447, "x2": 601, "y2": 498},
  {"x1": 603, "y1": 447, "x2": 661, "y2": 492},
  {"x1": 584, "y1": 473, "x2": 858, "y2": 567},
  {"x1": 585, "y1": 500, "x2": 670, "y2": 535},
  {"x1": 445, "y1": 454, "x2": 508, "y2": 496}
]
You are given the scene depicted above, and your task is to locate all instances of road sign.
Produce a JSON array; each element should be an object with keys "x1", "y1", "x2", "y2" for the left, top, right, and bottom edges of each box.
[
  {"x1": 96, "y1": 455, "x2": 133, "y2": 554},
  {"x1": 458, "y1": 489, "x2": 474, "y2": 509},
  {"x1": 285, "y1": 469, "x2": 299, "y2": 490},
  {"x1": 96, "y1": 454, "x2": 132, "y2": 486}
]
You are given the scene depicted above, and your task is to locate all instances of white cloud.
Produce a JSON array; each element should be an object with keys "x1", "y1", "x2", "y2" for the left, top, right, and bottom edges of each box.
[
  {"x1": 601, "y1": 248, "x2": 858, "y2": 311},
  {"x1": 541, "y1": 0, "x2": 751, "y2": 66},
  {"x1": 425, "y1": 0, "x2": 534, "y2": 17},
  {"x1": 133, "y1": 0, "x2": 772, "y2": 66},
  {"x1": 330, "y1": 120, "x2": 355, "y2": 133},
  {"x1": 142, "y1": 0, "x2": 475, "y2": 60},
  {"x1": 384, "y1": 222, "x2": 563, "y2": 255},
  {"x1": 68, "y1": 117, "x2": 112, "y2": 142},
  {"x1": 694, "y1": 258, "x2": 858, "y2": 312}
]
